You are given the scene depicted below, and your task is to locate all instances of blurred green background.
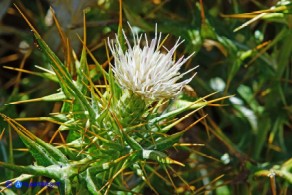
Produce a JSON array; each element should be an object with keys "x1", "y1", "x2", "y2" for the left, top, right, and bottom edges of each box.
[{"x1": 1, "y1": 0, "x2": 291, "y2": 194}]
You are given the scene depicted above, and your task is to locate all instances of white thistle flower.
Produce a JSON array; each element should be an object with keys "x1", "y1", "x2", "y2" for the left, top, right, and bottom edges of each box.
[{"x1": 108, "y1": 23, "x2": 197, "y2": 100}]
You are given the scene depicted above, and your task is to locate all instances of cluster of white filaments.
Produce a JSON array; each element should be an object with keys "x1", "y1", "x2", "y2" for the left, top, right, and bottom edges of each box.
[{"x1": 107, "y1": 23, "x2": 197, "y2": 100}]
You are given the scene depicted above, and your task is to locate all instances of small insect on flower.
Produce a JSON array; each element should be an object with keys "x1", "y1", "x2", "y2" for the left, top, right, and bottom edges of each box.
[{"x1": 107, "y1": 23, "x2": 198, "y2": 101}]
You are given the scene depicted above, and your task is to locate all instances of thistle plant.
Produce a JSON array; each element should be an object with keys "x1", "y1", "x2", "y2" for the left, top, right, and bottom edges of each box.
[{"x1": 0, "y1": 7, "x2": 227, "y2": 195}]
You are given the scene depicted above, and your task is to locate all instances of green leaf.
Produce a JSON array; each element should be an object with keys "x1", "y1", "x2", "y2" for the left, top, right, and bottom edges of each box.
[
  {"x1": 9, "y1": 92, "x2": 67, "y2": 105},
  {"x1": 0, "y1": 162, "x2": 60, "y2": 179},
  {"x1": 76, "y1": 39, "x2": 90, "y2": 95},
  {"x1": 147, "y1": 131, "x2": 183, "y2": 151},
  {"x1": 84, "y1": 169, "x2": 102, "y2": 195},
  {"x1": 253, "y1": 116, "x2": 271, "y2": 159},
  {"x1": 36, "y1": 34, "x2": 96, "y2": 118},
  {"x1": 1, "y1": 114, "x2": 68, "y2": 166},
  {"x1": 141, "y1": 150, "x2": 184, "y2": 166},
  {"x1": 15, "y1": 6, "x2": 97, "y2": 122}
]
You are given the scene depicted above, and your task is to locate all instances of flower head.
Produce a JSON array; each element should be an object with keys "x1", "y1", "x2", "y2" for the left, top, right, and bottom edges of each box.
[{"x1": 108, "y1": 23, "x2": 197, "y2": 100}]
